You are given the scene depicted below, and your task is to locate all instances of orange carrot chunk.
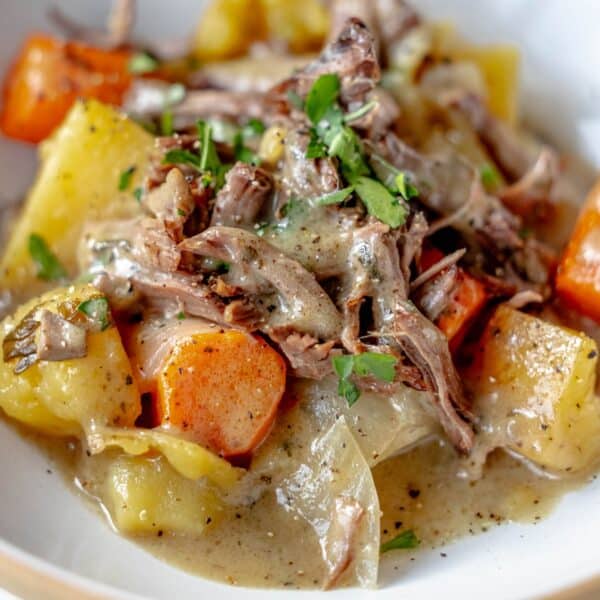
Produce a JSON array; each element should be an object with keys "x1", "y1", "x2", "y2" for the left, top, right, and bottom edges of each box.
[
  {"x1": 420, "y1": 247, "x2": 489, "y2": 350},
  {"x1": 158, "y1": 330, "x2": 286, "y2": 459},
  {"x1": 0, "y1": 34, "x2": 131, "y2": 143},
  {"x1": 556, "y1": 181, "x2": 600, "y2": 323}
]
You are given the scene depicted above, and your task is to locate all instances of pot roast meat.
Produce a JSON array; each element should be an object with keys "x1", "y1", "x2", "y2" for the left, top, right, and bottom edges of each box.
[
  {"x1": 345, "y1": 222, "x2": 474, "y2": 452},
  {"x1": 181, "y1": 227, "x2": 344, "y2": 342},
  {"x1": 210, "y1": 162, "x2": 274, "y2": 228}
]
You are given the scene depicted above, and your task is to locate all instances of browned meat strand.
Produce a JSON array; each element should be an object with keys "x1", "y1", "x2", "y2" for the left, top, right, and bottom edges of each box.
[
  {"x1": 279, "y1": 130, "x2": 341, "y2": 203},
  {"x1": 282, "y1": 18, "x2": 380, "y2": 109},
  {"x1": 210, "y1": 163, "x2": 274, "y2": 227},
  {"x1": 343, "y1": 222, "x2": 473, "y2": 452},
  {"x1": 180, "y1": 227, "x2": 343, "y2": 342}
]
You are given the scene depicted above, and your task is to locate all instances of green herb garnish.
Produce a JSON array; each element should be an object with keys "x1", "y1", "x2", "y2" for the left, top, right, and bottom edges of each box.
[
  {"x1": 77, "y1": 296, "x2": 111, "y2": 331},
  {"x1": 28, "y1": 234, "x2": 67, "y2": 281},
  {"x1": 160, "y1": 109, "x2": 174, "y2": 136},
  {"x1": 133, "y1": 187, "x2": 143, "y2": 203},
  {"x1": 163, "y1": 149, "x2": 202, "y2": 170},
  {"x1": 305, "y1": 73, "x2": 341, "y2": 124},
  {"x1": 128, "y1": 52, "x2": 159, "y2": 74},
  {"x1": 480, "y1": 162, "x2": 501, "y2": 189},
  {"x1": 164, "y1": 83, "x2": 186, "y2": 106},
  {"x1": 118, "y1": 166, "x2": 136, "y2": 191},
  {"x1": 315, "y1": 186, "x2": 354, "y2": 206},
  {"x1": 234, "y1": 133, "x2": 260, "y2": 166},
  {"x1": 354, "y1": 177, "x2": 408, "y2": 228},
  {"x1": 242, "y1": 118, "x2": 266, "y2": 138},
  {"x1": 176, "y1": 311, "x2": 186, "y2": 320},
  {"x1": 395, "y1": 172, "x2": 419, "y2": 201},
  {"x1": 197, "y1": 120, "x2": 221, "y2": 173},
  {"x1": 344, "y1": 100, "x2": 377, "y2": 123},
  {"x1": 332, "y1": 351, "x2": 398, "y2": 407},
  {"x1": 380, "y1": 530, "x2": 419, "y2": 553}
]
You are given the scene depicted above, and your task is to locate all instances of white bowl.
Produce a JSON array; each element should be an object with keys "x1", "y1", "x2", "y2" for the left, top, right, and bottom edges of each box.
[{"x1": 1, "y1": 1, "x2": 600, "y2": 599}]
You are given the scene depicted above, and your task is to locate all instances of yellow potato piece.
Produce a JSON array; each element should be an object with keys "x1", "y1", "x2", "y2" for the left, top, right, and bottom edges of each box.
[
  {"x1": 453, "y1": 45, "x2": 520, "y2": 125},
  {"x1": 260, "y1": 0, "x2": 329, "y2": 53},
  {"x1": 93, "y1": 428, "x2": 243, "y2": 490},
  {"x1": 0, "y1": 100, "x2": 153, "y2": 294},
  {"x1": 0, "y1": 284, "x2": 141, "y2": 436},
  {"x1": 469, "y1": 305, "x2": 600, "y2": 472},
  {"x1": 193, "y1": 0, "x2": 266, "y2": 61},
  {"x1": 105, "y1": 455, "x2": 224, "y2": 535}
]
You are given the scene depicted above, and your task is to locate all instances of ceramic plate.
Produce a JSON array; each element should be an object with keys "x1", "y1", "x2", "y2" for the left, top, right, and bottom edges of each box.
[{"x1": 1, "y1": 1, "x2": 599, "y2": 598}]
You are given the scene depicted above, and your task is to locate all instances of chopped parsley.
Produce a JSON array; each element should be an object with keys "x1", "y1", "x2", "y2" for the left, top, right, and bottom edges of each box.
[
  {"x1": 287, "y1": 89, "x2": 304, "y2": 110},
  {"x1": 233, "y1": 118, "x2": 265, "y2": 166},
  {"x1": 354, "y1": 177, "x2": 408, "y2": 229},
  {"x1": 380, "y1": 530, "x2": 419, "y2": 553},
  {"x1": 344, "y1": 100, "x2": 377, "y2": 123},
  {"x1": 163, "y1": 148, "x2": 203, "y2": 170},
  {"x1": 160, "y1": 109, "x2": 174, "y2": 136},
  {"x1": 305, "y1": 73, "x2": 341, "y2": 125},
  {"x1": 315, "y1": 186, "x2": 354, "y2": 206},
  {"x1": 77, "y1": 296, "x2": 111, "y2": 331},
  {"x1": 118, "y1": 166, "x2": 136, "y2": 191},
  {"x1": 133, "y1": 187, "x2": 143, "y2": 203},
  {"x1": 128, "y1": 52, "x2": 159, "y2": 74},
  {"x1": 28, "y1": 234, "x2": 67, "y2": 281},
  {"x1": 395, "y1": 173, "x2": 419, "y2": 201},
  {"x1": 176, "y1": 311, "x2": 186, "y2": 320},
  {"x1": 480, "y1": 162, "x2": 501, "y2": 189},
  {"x1": 332, "y1": 351, "x2": 398, "y2": 407}
]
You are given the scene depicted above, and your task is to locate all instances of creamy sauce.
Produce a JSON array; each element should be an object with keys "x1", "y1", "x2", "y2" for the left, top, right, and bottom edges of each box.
[{"x1": 13, "y1": 410, "x2": 596, "y2": 590}]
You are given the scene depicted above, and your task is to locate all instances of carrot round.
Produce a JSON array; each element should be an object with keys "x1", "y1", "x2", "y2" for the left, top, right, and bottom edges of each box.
[
  {"x1": 158, "y1": 330, "x2": 286, "y2": 459},
  {"x1": 1, "y1": 35, "x2": 131, "y2": 143}
]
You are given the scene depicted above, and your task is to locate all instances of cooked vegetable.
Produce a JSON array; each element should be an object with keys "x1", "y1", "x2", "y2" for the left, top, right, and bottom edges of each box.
[
  {"x1": 91, "y1": 428, "x2": 243, "y2": 490},
  {"x1": 158, "y1": 329, "x2": 287, "y2": 458},
  {"x1": 420, "y1": 247, "x2": 488, "y2": 349},
  {"x1": 193, "y1": 0, "x2": 267, "y2": 61},
  {"x1": 105, "y1": 455, "x2": 224, "y2": 536},
  {"x1": 0, "y1": 285, "x2": 140, "y2": 437},
  {"x1": 556, "y1": 181, "x2": 600, "y2": 323},
  {"x1": 0, "y1": 100, "x2": 153, "y2": 293},
  {"x1": 0, "y1": 35, "x2": 131, "y2": 143},
  {"x1": 467, "y1": 305, "x2": 600, "y2": 472}
]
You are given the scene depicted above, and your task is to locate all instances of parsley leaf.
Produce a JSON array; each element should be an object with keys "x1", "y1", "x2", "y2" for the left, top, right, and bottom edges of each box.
[
  {"x1": 344, "y1": 100, "x2": 377, "y2": 123},
  {"x1": 118, "y1": 166, "x2": 136, "y2": 191},
  {"x1": 395, "y1": 172, "x2": 419, "y2": 201},
  {"x1": 480, "y1": 162, "x2": 501, "y2": 189},
  {"x1": 332, "y1": 352, "x2": 398, "y2": 407},
  {"x1": 242, "y1": 118, "x2": 266, "y2": 138},
  {"x1": 160, "y1": 109, "x2": 174, "y2": 136},
  {"x1": 234, "y1": 132, "x2": 261, "y2": 166},
  {"x1": 133, "y1": 187, "x2": 143, "y2": 203},
  {"x1": 163, "y1": 149, "x2": 202, "y2": 170},
  {"x1": 305, "y1": 74, "x2": 341, "y2": 125},
  {"x1": 77, "y1": 296, "x2": 111, "y2": 331},
  {"x1": 354, "y1": 177, "x2": 408, "y2": 228},
  {"x1": 380, "y1": 530, "x2": 419, "y2": 553},
  {"x1": 315, "y1": 186, "x2": 354, "y2": 206},
  {"x1": 28, "y1": 234, "x2": 67, "y2": 281},
  {"x1": 128, "y1": 52, "x2": 159, "y2": 74},
  {"x1": 176, "y1": 311, "x2": 186, "y2": 320},
  {"x1": 164, "y1": 83, "x2": 186, "y2": 106},
  {"x1": 197, "y1": 120, "x2": 221, "y2": 173},
  {"x1": 353, "y1": 352, "x2": 397, "y2": 382},
  {"x1": 306, "y1": 129, "x2": 328, "y2": 159}
]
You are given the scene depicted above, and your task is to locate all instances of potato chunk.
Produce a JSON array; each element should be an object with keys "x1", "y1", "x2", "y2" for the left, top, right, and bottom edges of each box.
[
  {"x1": 468, "y1": 305, "x2": 600, "y2": 472},
  {"x1": 0, "y1": 284, "x2": 141, "y2": 436},
  {"x1": 105, "y1": 455, "x2": 224, "y2": 535},
  {"x1": 0, "y1": 100, "x2": 153, "y2": 293}
]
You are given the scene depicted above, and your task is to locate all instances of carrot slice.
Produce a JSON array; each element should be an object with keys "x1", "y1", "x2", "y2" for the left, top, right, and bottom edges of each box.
[
  {"x1": 0, "y1": 34, "x2": 131, "y2": 143},
  {"x1": 556, "y1": 181, "x2": 600, "y2": 323},
  {"x1": 157, "y1": 329, "x2": 286, "y2": 459},
  {"x1": 420, "y1": 247, "x2": 489, "y2": 350}
]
